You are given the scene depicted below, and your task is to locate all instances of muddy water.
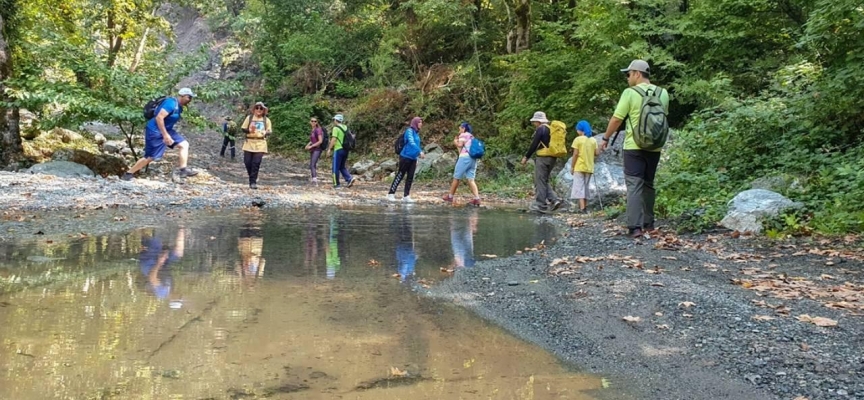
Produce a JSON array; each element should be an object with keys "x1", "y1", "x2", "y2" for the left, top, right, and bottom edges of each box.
[{"x1": 0, "y1": 207, "x2": 605, "y2": 399}]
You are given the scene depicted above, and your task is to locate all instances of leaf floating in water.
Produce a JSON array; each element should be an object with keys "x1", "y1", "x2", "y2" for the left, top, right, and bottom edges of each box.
[
  {"x1": 480, "y1": 254, "x2": 498, "y2": 258},
  {"x1": 367, "y1": 259, "x2": 380, "y2": 267},
  {"x1": 389, "y1": 367, "x2": 408, "y2": 377}
]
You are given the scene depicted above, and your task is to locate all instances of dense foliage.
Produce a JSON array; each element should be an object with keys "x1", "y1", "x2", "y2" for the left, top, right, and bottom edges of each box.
[{"x1": 3, "y1": 0, "x2": 863, "y2": 233}]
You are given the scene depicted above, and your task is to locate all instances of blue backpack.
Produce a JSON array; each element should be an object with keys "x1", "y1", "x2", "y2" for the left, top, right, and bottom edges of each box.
[{"x1": 468, "y1": 135, "x2": 485, "y2": 159}]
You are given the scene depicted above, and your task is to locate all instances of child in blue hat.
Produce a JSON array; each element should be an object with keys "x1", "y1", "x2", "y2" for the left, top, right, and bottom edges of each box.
[{"x1": 570, "y1": 121, "x2": 599, "y2": 213}]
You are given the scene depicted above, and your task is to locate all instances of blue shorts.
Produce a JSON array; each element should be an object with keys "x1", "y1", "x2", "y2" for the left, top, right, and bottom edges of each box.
[
  {"x1": 144, "y1": 128, "x2": 185, "y2": 160},
  {"x1": 453, "y1": 156, "x2": 477, "y2": 180}
]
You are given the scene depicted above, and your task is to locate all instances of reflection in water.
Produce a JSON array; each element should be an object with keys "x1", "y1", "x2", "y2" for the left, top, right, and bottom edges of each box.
[
  {"x1": 0, "y1": 208, "x2": 605, "y2": 399},
  {"x1": 139, "y1": 228, "x2": 184, "y2": 301},
  {"x1": 396, "y1": 213, "x2": 417, "y2": 282}
]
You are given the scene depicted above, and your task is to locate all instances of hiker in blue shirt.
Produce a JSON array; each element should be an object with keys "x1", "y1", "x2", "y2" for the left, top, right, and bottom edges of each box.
[
  {"x1": 387, "y1": 116, "x2": 426, "y2": 202},
  {"x1": 139, "y1": 228, "x2": 186, "y2": 300},
  {"x1": 122, "y1": 88, "x2": 200, "y2": 181}
]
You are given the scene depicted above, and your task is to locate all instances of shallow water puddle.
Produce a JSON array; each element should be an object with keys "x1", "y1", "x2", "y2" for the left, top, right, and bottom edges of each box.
[{"x1": 0, "y1": 207, "x2": 604, "y2": 399}]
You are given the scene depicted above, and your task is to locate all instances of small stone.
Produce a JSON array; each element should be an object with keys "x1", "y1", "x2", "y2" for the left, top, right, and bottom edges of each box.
[
  {"x1": 507, "y1": 281, "x2": 519, "y2": 286},
  {"x1": 837, "y1": 389, "x2": 848, "y2": 396}
]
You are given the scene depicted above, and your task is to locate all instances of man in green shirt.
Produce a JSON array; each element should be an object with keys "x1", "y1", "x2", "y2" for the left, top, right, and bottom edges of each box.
[{"x1": 600, "y1": 60, "x2": 670, "y2": 238}]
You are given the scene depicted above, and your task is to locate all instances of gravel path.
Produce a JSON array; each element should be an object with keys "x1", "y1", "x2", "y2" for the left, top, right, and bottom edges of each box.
[{"x1": 3, "y1": 132, "x2": 862, "y2": 400}]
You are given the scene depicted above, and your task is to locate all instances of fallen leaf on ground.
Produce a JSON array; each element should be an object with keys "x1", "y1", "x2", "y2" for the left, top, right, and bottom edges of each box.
[
  {"x1": 799, "y1": 343, "x2": 810, "y2": 352},
  {"x1": 389, "y1": 367, "x2": 408, "y2": 377},
  {"x1": 549, "y1": 257, "x2": 569, "y2": 267},
  {"x1": 678, "y1": 301, "x2": 696, "y2": 308},
  {"x1": 819, "y1": 274, "x2": 834, "y2": 280},
  {"x1": 751, "y1": 315, "x2": 776, "y2": 321},
  {"x1": 656, "y1": 324, "x2": 669, "y2": 330},
  {"x1": 480, "y1": 254, "x2": 498, "y2": 258},
  {"x1": 622, "y1": 316, "x2": 641, "y2": 323},
  {"x1": 367, "y1": 259, "x2": 380, "y2": 266},
  {"x1": 650, "y1": 282, "x2": 665, "y2": 287},
  {"x1": 440, "y1": 267, "x2": 454, "y2": 273},
  {"x1": 654, "y1": 312, "x2": 663, "y2": 317},
  {"x1": 792, "y1": 397, "x2": 809, "y2": 400},
  {"x1": 796, "y1": 314, "x2": 838, "y2": 327},
  {"x1": 682, "y1": 313, "x2": 694, "y2": 318},
  {"x1": 391, "y1": 274, "x2": 401, "y2": 279},
  {"x1": 661, "y1": 256, "x2": 678, "y2": 260}
]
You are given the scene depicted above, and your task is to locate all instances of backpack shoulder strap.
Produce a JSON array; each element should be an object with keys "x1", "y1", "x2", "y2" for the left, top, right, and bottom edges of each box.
[{"x1": 629, "y1": 86, "x2": 647, "y2": 97}]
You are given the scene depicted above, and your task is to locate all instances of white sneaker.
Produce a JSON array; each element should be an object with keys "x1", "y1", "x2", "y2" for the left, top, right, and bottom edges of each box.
[
  {"x1": 387, "y1": 194, "x2": 397, "y2": 202},
  {"x1": 402, "y1": 196, "x2": 415, "y2": 203}
]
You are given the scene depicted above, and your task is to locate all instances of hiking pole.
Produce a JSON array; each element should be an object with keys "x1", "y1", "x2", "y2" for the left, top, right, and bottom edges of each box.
[{"x1": 592, "y1": 173, "x2": 604, "y2": 210}]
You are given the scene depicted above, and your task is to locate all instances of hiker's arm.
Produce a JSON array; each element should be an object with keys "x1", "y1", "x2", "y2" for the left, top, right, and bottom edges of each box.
[
  {"x1": 155, "y1": 109, "x2": 173, "y2": 145},
  {"x1": 326, "y1": 128, "x2": 336, "y2": 154},
  {"x1": 264, "y1": 118, "x2": 272, "y2": 137},
  {"x1": 594, "y1": 144, "x2": 601, "y2": 156},
  {"x1": 601, "y1": 118, "x2": 623, "y2": 151},
  {"x1": 521, "y1": 128, "x2": 544, "y2": 164},
  {"x1": 571, "y1": 148, "x2": 579, "y2": 173},
  {"x1": 241, "y1": 116, "x2": 251, "y2": 133},
  {"x1": 602, "y1": 91, "x2": 631, "y2": 151}
]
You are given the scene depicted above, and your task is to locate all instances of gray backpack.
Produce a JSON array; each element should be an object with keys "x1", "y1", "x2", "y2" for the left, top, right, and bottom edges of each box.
[{"x1": 629, "y1": 85, "x2": 669, "y2": 150}]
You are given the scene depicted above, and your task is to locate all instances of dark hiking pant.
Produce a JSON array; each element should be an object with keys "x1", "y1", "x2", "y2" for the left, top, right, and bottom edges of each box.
[
  {"x1": 389, "y1": 157, "x2": 417, "y2": 197},
  {"x1": 623, "y1": 150, "x2": 661, "y2": 230},
  {"x1": 533, "y1": 156, "x2": 559, "y2": 209},
  {"x1": 332, "y1": 149, "x2": 352, "y2": 186},
  {"x1": 310, "y1": 150, "x2": 321, "y2": 179},
  {"x1": 220, "y1": 136, "x2": 235, "y2": 159},
  {"x1": 244, "y1": 151, "x2": 264, "y2": 185}
]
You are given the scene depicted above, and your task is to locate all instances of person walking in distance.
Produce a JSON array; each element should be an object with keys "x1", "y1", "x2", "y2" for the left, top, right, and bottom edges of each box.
[
  {"x1": 304, "y1": 117, "x2": 325, "y2": 184},
  {"x1": 521, "y1": 111, "x2": 563, "y2": 213},
  {"x1": 599, "y1": 60, "x2": 670, "y2": 238},
  {"x1": 387, "y1": 117, "x2": 425, "y2": 202},
  {"x1": 220, "y1": 116, "x2": 238, "y2": 160},
  {"x1": 121, "y1": 88, "x2": 199, "y2": 181},
  {"x1": 442, "y1": 121, "x2": 481, "y2": 206},
  {"x1": 240, "y1": 102, "x2": 272, "y2": 190},
  {"x1": 326, "y1": 114, "x2": 357, "y2": 189}
]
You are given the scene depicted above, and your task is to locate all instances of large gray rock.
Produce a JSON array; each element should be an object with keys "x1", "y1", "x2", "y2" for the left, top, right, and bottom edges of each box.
[
  {"x1": 103, "y1": 140, "x2": 126, "y2": 154},
  {"x1": 720, "y1": 189, "x2": 803, "y2": 234},
  {"x1": 54, "y1": 128, "x2": 83, "y2": 143},
  {"x1": 26, "y1": 161, "x2": 95, "y2": 178},
  {"x1": 350, "y1": 160, "x2": 376, "y2": 175},
  {"x1": 555, "y1": 157, "x2": 626, "y2": 203},
  {"x1": 380, "y1": 159, "x2": 398, "y2": 173},
  {"x1": 431, "y1": 152, "x2": 457, "y2": 174},
  {"x1": 416, "y1": 144, "x2": 445, "y2": 176},
  {"x1": 750, "y1": 174, "x2": 802, "y2": 193}
]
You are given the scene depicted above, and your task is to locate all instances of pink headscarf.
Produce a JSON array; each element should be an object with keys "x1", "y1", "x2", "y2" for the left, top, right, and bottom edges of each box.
[{"x1": 409, "y1": 117, "x2": 422, "y2": 131}]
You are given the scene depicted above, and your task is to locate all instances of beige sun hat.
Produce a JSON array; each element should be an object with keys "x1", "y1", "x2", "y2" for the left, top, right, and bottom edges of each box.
[{"x1": 529, "y1": 111, "x2": 549, "y2": 123}]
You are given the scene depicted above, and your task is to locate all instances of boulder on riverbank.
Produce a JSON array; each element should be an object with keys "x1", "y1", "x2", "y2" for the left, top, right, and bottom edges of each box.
[
  {"x1": 720, "y1": 189, "x2": 802, "y2": 234},
  {"x1": 26, "y1": 161, "x2": 95, "y2": 178}
]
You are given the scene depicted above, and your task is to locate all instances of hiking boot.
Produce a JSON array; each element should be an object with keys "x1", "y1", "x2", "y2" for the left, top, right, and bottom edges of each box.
[
  {"x1": 402, "y1": 196, "x2": 415, "y2": 203},
  {"x1": 628, "y1": 228, "x2": 644, "y2": 239},
  {"x1": 179, "y1": 168, "x2": 199, "y2": 178},
  {"x1": 528, "y1": 205, "x2": 549, "y2": 214},
  {"x1": 334, "y1": 185, "x2": 343, "y2": 190},
  {"x1": 250, "y1": 183, "x2": 258, "y2": 190},
  {"x1": 387, "y1": 194, "x2": 397, "y2": 202},
  {"x1": 120, "y1": 172, "x2": 134, "y2": 181},
  {"x1": 469, "y1": 198, "x2": 481, "y2": 207},
  {"x1": 311, "y1": 177, "x2": 319, "y2": 185},
  {"x1": 550, "y1": 200, "x2": 563, "y2": 211},
  {"x1": 442, "y1": 194, "x2": 454, "y2": 203},
  {"x1": 347, "y1": 177, "x2": 358, "y2": 188}
]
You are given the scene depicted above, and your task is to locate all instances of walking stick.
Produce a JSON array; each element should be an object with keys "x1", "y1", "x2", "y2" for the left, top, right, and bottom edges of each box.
[{"x1": 592, "y1": 173, "x2": 604, "y2": 210}]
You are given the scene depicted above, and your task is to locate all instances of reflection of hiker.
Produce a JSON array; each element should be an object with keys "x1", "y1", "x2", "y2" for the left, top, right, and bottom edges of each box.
[
  {"x1": 599, "y1": 60, "x2": 670, "y2": 238},
  {"x1": 395, "y1": 214, "x2": 416, "y2": 282},
  {"x1": 241, "y1": 102, "x2": 272, "y2": 190},
  {"x1": 304, "y1": 117, "x2": 325, "y2": 184},
  {"x1": 388, "y1": 117, "x2": 425, "y2": 202},
  {"x1": 220, "y1": 116, "x2": 239, "y2": 160},
  {"x1": 139, "y1": 228, "x2": 186, "y2": 300},
  {"x1": 442, "y1": 122, "x2": 481, "y2": 206},
  {"x1": 326, "y1": 114, "x2": 357, "y2": 189},
  {"x1": 521, "y1": 111, "x2": 563, "y2": 213},
  {"x1": 122, "y1": 88, "x2": 199, "y2": 181},
  {"x1": 237, "y1": 224, "x2": 265, "y2": 279},
  {"x1": 570, "y1": 120, "x2": 600, "y2": 214},
  {"x1": 326, "y1": 214, "x2": 342, "y2": 279},
  {"x1": 303, "y1": 219, "x2": 320, "y2": 276},
  {"x1": 450, "y1": 209, "x2": 477, "y2": 268}
]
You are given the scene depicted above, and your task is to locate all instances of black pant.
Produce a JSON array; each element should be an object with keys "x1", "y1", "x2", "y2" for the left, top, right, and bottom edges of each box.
[
  {"x1": 623, "y1": 150, "x2": 661, "y2": 230},
  {"x1": 389, "y1": 157, "x2": 417, "y2": 197},
  {"x1": 244, "y1": 151, "x2": 264, "y2": 185},
  {"x1": 220, "y1": 136, "x2": 236, "y2": 158}
]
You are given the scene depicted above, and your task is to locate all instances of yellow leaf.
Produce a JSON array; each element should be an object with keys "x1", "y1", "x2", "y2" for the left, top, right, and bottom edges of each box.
[
  {"x1": 796, "y1": 314, "x2": 838, "y2": 327},
  {"x1": 751, "y1": 315, "x2": 776, "y2": 321},
  {"x1": 622, "y1": 316, "x2": 641, "y2": 323},
  {"x1": 389, "y1": 367, "x2": 408, "y2": 377},
  {"x1": 678, "y1": 301, "x2": 696, "y2": 308}
]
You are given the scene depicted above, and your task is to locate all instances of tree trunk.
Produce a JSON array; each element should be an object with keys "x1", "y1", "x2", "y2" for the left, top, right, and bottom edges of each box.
[
  {"x1": 129, "y1": 7, "x2": 158, "y2": 73},
  {"x1": 507, "y1": 0, "x2": 531, "y2": 54},
  {"x1": 0, "y1": 11, "x2": 23, "y2": 168}
]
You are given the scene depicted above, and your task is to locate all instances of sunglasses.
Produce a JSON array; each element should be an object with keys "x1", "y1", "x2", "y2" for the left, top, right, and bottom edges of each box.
[
  {"x1": 310, "y1": 120, "x2": 318, "y2": 123},
  {"x1": 255, "y1": 106, "x2": 264, "y2": 110}
]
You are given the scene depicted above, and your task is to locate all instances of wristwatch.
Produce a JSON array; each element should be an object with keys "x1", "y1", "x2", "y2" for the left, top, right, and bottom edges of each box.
[{"x1": 602, "y1": 137, "x2": 610, "y2": 142}]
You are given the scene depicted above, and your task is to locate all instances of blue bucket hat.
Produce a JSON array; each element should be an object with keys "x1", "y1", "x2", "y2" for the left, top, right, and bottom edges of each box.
[{"x1": 575, "y1": 120, "x2": 592, "y2": 137}]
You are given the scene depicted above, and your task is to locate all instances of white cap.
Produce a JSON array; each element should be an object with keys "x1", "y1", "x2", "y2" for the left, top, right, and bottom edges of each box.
[
  {"x1": 529, "y1": 111, "x2": 549, "y2": 123},
  {"x1": 333, "y1": 114, "x2": 344, "y2": 122},
  {"x1": 178, "y1": 87, "x2": 196, "y2": 98}
]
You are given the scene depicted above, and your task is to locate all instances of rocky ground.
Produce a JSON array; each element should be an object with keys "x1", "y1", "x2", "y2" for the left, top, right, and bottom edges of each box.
[{"x1": 3, "y1": 131, "x2": 863, "y2": 400}]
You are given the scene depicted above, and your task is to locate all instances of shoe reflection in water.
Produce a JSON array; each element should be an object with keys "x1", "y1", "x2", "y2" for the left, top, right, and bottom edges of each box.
[
  {"x1": 395, "y1": 214, "x2": 417, "y2": 282},
  {"x1": 238, "y1": 224, "x2": 265, "y2": 279},
  {"x1": 326, "y1": 214, "x2": 342, "y2": 279},
  {"x1": 451, "y1": 209, "x2": 478, "y2": 268},
  {"x1": 139, "y1": 228, "x2": 185, "y2": 301}
]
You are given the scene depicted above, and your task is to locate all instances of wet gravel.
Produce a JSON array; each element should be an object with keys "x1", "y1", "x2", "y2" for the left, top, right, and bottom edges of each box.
[{"x1": 431, "y1": 217, "x2": 864, "y2": 400}]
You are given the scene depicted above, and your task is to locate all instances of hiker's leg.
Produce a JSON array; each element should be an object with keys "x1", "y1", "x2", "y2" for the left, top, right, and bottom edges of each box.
[
  {"x1": 642, "y1": 151, "x2": 661, "y2": 229},
  {"x1": 532, "y1": 158, "x2": 546, "y2": 208},
  {"x1": 131, "y1": 132, "x2": 163, "y2": 173},
  {"x1": 544, "y1": 157, "x2": 559, "y2": 203},
  {"x1": 338, "y1": 150, "x2": 352, "y2": 182},
  {"x1": 448, "y1": 179, "x2": 460, "y2": 196},
  {"x1": 244, "y1": 151, "x2": 254, "y2": 184},
  {"x1": 249, "y1": 153, "x2": 263, "y2": 185},
  {"x1": 332, "y1": 150, "x2": 341, "y2": 186},
  {"x1": 310, "y1": 150, "x2": 321, "y2": 179},
  {"x1": 220, "y1": 137, "x2": 228, "y2": 157},
  {"x1": 127, "y1": 157, "x2": 153, "y2": 174},
  {"x1": 229, "y1": 139, "x2": 235, "y2": 159},
  {"x1": 175, "y1": 140, "x2": 189, "y2": 169},
  {"x1": 623, "y1": 150, "x2": 647, "y2": 230},
  {"x1": 467, "y1": 179, "x2": 479, "y2": 199},
  {"x1": 403, "y1": 159, "x2": 417, "y2": 197},
  {"x1": 389, "y1": 160, "x2": 406, "y2": 194}
]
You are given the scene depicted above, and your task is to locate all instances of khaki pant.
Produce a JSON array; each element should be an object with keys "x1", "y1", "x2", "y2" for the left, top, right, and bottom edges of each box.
[
  {"x1": 533, "y1": 156, "x2": 559, "y2": 209},
  {"x1": 623, "y1": 150, "x2": 661, "y2": 230}
]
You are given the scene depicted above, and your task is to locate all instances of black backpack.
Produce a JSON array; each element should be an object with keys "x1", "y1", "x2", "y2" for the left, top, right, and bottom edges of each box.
[
  {"x1": 319, "y1": 126, "x2": 330, "y2": 149},
  {"x1": 336, "y1": 126, "x2": 356, "y2": 151},
  {"x1": 143, "y1": 96, "x2": 167, "y2": 120},
  {"x1": 394, "y1": 128, "x2": 407, "y2": 155}
]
